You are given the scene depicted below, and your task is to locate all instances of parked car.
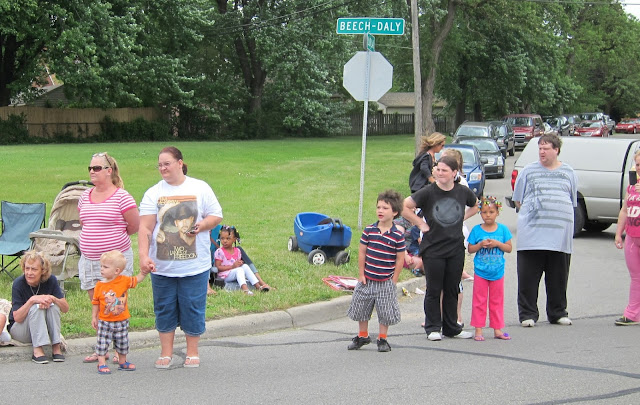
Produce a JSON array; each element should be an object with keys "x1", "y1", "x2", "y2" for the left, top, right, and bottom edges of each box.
[
  {"x1": 490, "y1": 121, "x2": 515, "y2": 157},
  {"x1": 560, "y1": 114, "x2": 582, "y2": 135},
  {"x1": 574, "y1": 120, "x2": 609, "y2": 137},
  {"x1": 580, "y1": 112, "x2": 605, "y2": 122},
  {"x1": 604, "y1": 115, "x2": 615, "y2": 135},
  {"x1": 505, "y1": 137, "x2": 640, "y2": 235},
  {"x1": 454, "y1": 137, "x2": 505, "y2": 178},
  {"x1": 615, "y1": 118, "x2": 640, "y2": 134},
  {"x1": 452, "y1": 121, "x2": 500, "y2": 143},
  {"x1": 541, "y1": 122, "x2": 558, "y2": 137},
  {"x1": 546, "y1": 116, "x2": 571, "y2": 136},
  {"x1": 436, "y1": 144, "x2": 486, "y2": 197},
  {"x1": 503, "y1": 114, "x2": 544, "y2": 149}
]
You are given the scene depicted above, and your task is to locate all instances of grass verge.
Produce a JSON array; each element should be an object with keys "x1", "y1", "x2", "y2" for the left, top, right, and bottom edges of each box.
[{"x1": 0, "y1": 135, "x2": 419, "y2": 338}]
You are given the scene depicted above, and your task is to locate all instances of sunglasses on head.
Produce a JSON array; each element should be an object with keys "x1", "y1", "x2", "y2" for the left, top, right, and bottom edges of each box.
[{"x1": 88, "y1": 166, "x2": 110, "y2": 172}]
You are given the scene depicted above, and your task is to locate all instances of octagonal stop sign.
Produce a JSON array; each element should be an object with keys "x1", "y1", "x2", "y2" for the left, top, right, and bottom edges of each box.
[{"x1": 343, "y1": 51, "x2": 393, "y2": 102}]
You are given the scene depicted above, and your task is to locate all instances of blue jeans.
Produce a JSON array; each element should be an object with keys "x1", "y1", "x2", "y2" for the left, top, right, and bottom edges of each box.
[{"x1": 151, "y1": 271, "x2": 208, "y2": 336}]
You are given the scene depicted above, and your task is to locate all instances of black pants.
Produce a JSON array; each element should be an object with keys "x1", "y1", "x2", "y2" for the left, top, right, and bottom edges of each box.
[
  {"x1": 517, "y1": 250, "x2": 571, "y2": 323},
  {"x1": 422, "y1": 251, "x2": 464, "y2": 336}
]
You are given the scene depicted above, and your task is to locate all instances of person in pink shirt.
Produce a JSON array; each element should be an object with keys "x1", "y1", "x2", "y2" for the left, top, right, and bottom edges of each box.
[
  {"x1": 79, "y1": 152, "x2": 139, "y2": 363},
  {"x1": 615, "y1": 150, "x2": 640, "y2": 326}
]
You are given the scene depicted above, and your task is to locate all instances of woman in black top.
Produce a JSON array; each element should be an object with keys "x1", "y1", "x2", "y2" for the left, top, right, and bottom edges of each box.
[{"x1": 403, "y1": 155, "x2": 478, "y2": 340}]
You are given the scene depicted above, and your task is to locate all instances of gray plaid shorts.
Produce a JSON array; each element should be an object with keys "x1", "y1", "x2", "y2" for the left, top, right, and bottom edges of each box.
[
  {"x1": 347, "y1": 278, "x2": 401, "y2": 326},
  {"x1": 96, "y1": 319, "x2": 130, "y2": 355}
]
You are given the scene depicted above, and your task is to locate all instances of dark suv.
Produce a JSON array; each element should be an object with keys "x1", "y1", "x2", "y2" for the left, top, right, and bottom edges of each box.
[
  {"x1": 452, "y1": 121, "x2": 500, "y2": 143},
  {"x1": 490, "y1": 121, "x2": 515, "y2": 157}
]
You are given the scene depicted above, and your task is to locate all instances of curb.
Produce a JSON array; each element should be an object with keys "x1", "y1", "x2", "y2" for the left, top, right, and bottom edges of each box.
[{"x1": 0, "y1": 277, "x2": 426, "y2": 363}]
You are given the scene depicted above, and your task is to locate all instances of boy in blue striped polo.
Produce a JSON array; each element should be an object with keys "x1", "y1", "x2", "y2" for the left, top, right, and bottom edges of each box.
[{"x1": 347, "y1": 190, "x2": 406, "y2": 352}]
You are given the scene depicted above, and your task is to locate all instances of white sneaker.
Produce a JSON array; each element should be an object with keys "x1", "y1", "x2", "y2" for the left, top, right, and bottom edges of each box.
[
  {"x1": 556, "y1": 317, "x2": 572, "y2": 325},
  {"x1": 427, "y1": 332, "x2": 442, "y2": 341},
  {"x1": 521, "y1": 319, "x2": 535, "y2": 327},
  {"x1": 452, "y1": 330, "x2": 473, "y2": 339}
]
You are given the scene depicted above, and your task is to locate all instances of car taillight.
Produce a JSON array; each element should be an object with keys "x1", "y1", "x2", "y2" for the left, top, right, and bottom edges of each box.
[{"x1": 511, "y1": 169, "x2": 518, "y2": 190}]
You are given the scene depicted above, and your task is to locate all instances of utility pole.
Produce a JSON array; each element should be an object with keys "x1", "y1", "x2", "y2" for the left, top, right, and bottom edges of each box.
[{"x1": 411, "y1": 0, "x2": 423, "y2": 155}]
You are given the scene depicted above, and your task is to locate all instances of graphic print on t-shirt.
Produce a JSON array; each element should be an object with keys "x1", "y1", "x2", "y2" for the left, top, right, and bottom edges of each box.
[
  {"x1": 431, "y1": 197, "x2": 463, "y2": 227},
  {"x1": 156, "y1": 196, "x2": 198, "y2": 261},
  {"x1": 103, "y1": 290, "x2": 126, "y2": 316}
]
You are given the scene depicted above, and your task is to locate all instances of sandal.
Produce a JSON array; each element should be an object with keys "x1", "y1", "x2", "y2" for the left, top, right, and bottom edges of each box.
[
  {"x1": 474, "y1": 335, "x2": 485, "y2": 341},
  {"x1": 118, "y1": 361, "x2": 136, "y2": 371},
  {"x1": 259, "y1": 284, "x2": 271, "y2": 292},
  {"x1": 184, "y1": 356, "x2": 200, "y2": 368},
  {"x1": 97, "y1": 364, "x2": 111, "y2": 375},
  {"x1": 112, "y1": 353, "x2": 120, "y2": 364},
  {"x1": 155, "y1": 356, "x2": 173, "y2": 369},
  {"x1": 494, "y1": 332, "x2": 511, "y2": 340}
]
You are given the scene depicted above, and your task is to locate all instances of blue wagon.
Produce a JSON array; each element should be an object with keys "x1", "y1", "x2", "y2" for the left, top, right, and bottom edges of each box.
[{"x1": 288, "y1": 212, "x2": 352, "y2": 265}]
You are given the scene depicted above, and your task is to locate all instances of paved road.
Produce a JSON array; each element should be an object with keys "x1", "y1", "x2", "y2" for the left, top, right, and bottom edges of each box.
[{"x1": 2, "y1": 145, "x2": 640, "y2": 404}]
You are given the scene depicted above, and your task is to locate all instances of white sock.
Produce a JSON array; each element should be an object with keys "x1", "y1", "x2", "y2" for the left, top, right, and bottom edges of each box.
[{"x1": 0, "y1": 330, "x2": 10, "y2": 343}]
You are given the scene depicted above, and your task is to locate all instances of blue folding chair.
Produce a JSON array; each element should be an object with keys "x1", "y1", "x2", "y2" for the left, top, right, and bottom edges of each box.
[{"x1": 0, "y1": 201, "x2": 46, "y2": 279}]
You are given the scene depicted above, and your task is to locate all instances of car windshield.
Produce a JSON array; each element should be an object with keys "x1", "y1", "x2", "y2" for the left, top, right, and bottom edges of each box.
[
  {"x1": 621, "y1": 120, "x2": 634, "y2": 124},
  {"x1": 438, "y1": 148, "x2": 477, "y2": 165},
  {"x1": 497, "y1": 126, "x2": 507, "y2": 137},
  {"x1": 581, "y1": 113, "x2": 599, "y2": 120},
  {"x1": 456, "y1": 126, "x2": 488, "y2": 137},
  {"x1": 585, "y1": 122, "x2": 602, "y2": 128},
  {"x1": 506, "y1": 117, "x2": 533, "y2": 126},
  {"x1": 547, "y1": 118, "x2": 559, "y2": 126},
  {"x1": 459, "y1": 139, "x2": 498, "y2": 152}
]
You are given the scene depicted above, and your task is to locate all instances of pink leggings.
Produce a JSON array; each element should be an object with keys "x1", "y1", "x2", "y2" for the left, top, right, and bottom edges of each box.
[
  {"x1": 470, "y1": 275, "x2": 505, "y2": 329},
  {"x1": 623, "y1": 236, "x2": 640, "y2": 321}
]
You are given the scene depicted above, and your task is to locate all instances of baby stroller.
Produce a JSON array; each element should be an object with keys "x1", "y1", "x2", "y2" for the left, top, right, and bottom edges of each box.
[
  {"x1": 288, "y1": 212, "x2": 352, "y2": 265},
  {"x1": 30, "y1": 181, "x2": 92, "y2": 288}
]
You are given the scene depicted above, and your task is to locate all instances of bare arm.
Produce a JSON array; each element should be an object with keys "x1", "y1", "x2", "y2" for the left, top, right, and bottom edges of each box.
[
  {"x1": 402, "y1": 197, "x2": 429, "y2": 233},
  {"x1": 358, "y1": 243, "x2": 367, "y2": 284},
  {"x1": 392, "y1": 251, "x2": 405, "y2": 284},
  {"x1": 615, "y1": 199, "x2": 628, "y2": 249},
  {"x1": 12, "y1": 294, "x2": 69, "y2": 324},
  {"x1": 464, "y1": 203, "x2": 479, "y2": 220},
  {"x1": 190, "y1": 215, "x2": 222, "y2": 235},
  {"x1": 123, "y1": 207, "x2": 140, "y2": 236},
  {"x1": 138, "y1": 214, "x2": 157, "y2": 273}
]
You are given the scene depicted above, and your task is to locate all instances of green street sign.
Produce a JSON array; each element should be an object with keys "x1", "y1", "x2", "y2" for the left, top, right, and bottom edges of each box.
[
  {"x1": 365, "y1": 33, "x2": 375, "y2": 52},
  {"x1": 336, "y1": 17, "x2": 405, "y2": 35}
]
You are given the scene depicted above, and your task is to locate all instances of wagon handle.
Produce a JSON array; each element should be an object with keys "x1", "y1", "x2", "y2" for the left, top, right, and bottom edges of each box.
[{"x1": 332, "y1": 218, "x2": 344, "y2": 229}]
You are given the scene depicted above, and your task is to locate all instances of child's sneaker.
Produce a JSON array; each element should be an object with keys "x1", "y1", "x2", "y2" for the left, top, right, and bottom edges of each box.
[
  {"x1": 377, "y1": 338, "x2": 391, "y2": 352},
  {"x1": 347, "y1": 336, "x2": 371, "y2": 350}
]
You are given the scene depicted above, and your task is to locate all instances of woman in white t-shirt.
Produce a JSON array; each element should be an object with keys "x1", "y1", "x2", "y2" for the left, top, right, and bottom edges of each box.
[
  {"x1": 139, "y1": 146, "x2": 223, "y2": 369},
  {"x1": 79, "y1": 152, "x2": 139, "y2": 364}
]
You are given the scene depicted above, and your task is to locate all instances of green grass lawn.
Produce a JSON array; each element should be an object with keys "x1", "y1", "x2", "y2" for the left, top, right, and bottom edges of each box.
[{"x1": 0, "y1": 135, "x2": 418, "y2": 338}]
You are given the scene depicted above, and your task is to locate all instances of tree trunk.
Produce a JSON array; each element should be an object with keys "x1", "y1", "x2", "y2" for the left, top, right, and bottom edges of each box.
[
  {"x1": 0, "y1": 34, "x2": 18, "y2": 106},
  {"x1": 473, "y1": 101, "x2": 482, "y2": 121},
  {"x1": 421, "y1": 0, "x2": 457, "y2": 136}
]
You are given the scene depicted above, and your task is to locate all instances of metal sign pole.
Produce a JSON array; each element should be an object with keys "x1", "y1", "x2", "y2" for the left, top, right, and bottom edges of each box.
[{"x1": 358, "y1": 48, "x2": 371, "y2": 230}]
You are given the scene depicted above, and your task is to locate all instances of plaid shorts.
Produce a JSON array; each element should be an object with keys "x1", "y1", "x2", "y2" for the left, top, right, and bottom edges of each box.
[
  {"x1": 96, "y1": 319, "x2": 130, "y2": 355},
  {"x1": 347, "y1": 278, "x2": 401, "y2": 326}
]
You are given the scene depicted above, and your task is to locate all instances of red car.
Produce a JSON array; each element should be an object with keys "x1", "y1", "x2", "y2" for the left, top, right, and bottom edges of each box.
[
  {"x1": 614, "y1": 119, "x2": 640, "y2": 134},
  {"x1": 574, "y1": 120, "x2": 609, "y2": 137}
]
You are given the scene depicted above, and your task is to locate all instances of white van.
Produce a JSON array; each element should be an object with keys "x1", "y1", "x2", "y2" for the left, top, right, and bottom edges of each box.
[{"x1": 506, "y1": 137, "x2": 640, "y2": 235}]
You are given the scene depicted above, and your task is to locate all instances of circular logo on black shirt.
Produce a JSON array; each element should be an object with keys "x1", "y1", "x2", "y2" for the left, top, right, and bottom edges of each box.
[{"x1": 432, "y1": 197, "x2": 462, "y2": 227}]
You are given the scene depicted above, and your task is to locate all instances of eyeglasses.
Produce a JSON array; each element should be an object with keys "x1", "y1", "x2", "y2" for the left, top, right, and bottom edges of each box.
[
  {"x1": 157, "y1": 161, "x2": 177, "y2": 169},
  {"x1": 88, "y1": 166, "x2": 110, "y2": 172}
]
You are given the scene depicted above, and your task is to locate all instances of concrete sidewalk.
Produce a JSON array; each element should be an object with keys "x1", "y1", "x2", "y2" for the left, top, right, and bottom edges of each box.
[{"x1": 0, "y1": 277, "x2": 426, "y2": 363}]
